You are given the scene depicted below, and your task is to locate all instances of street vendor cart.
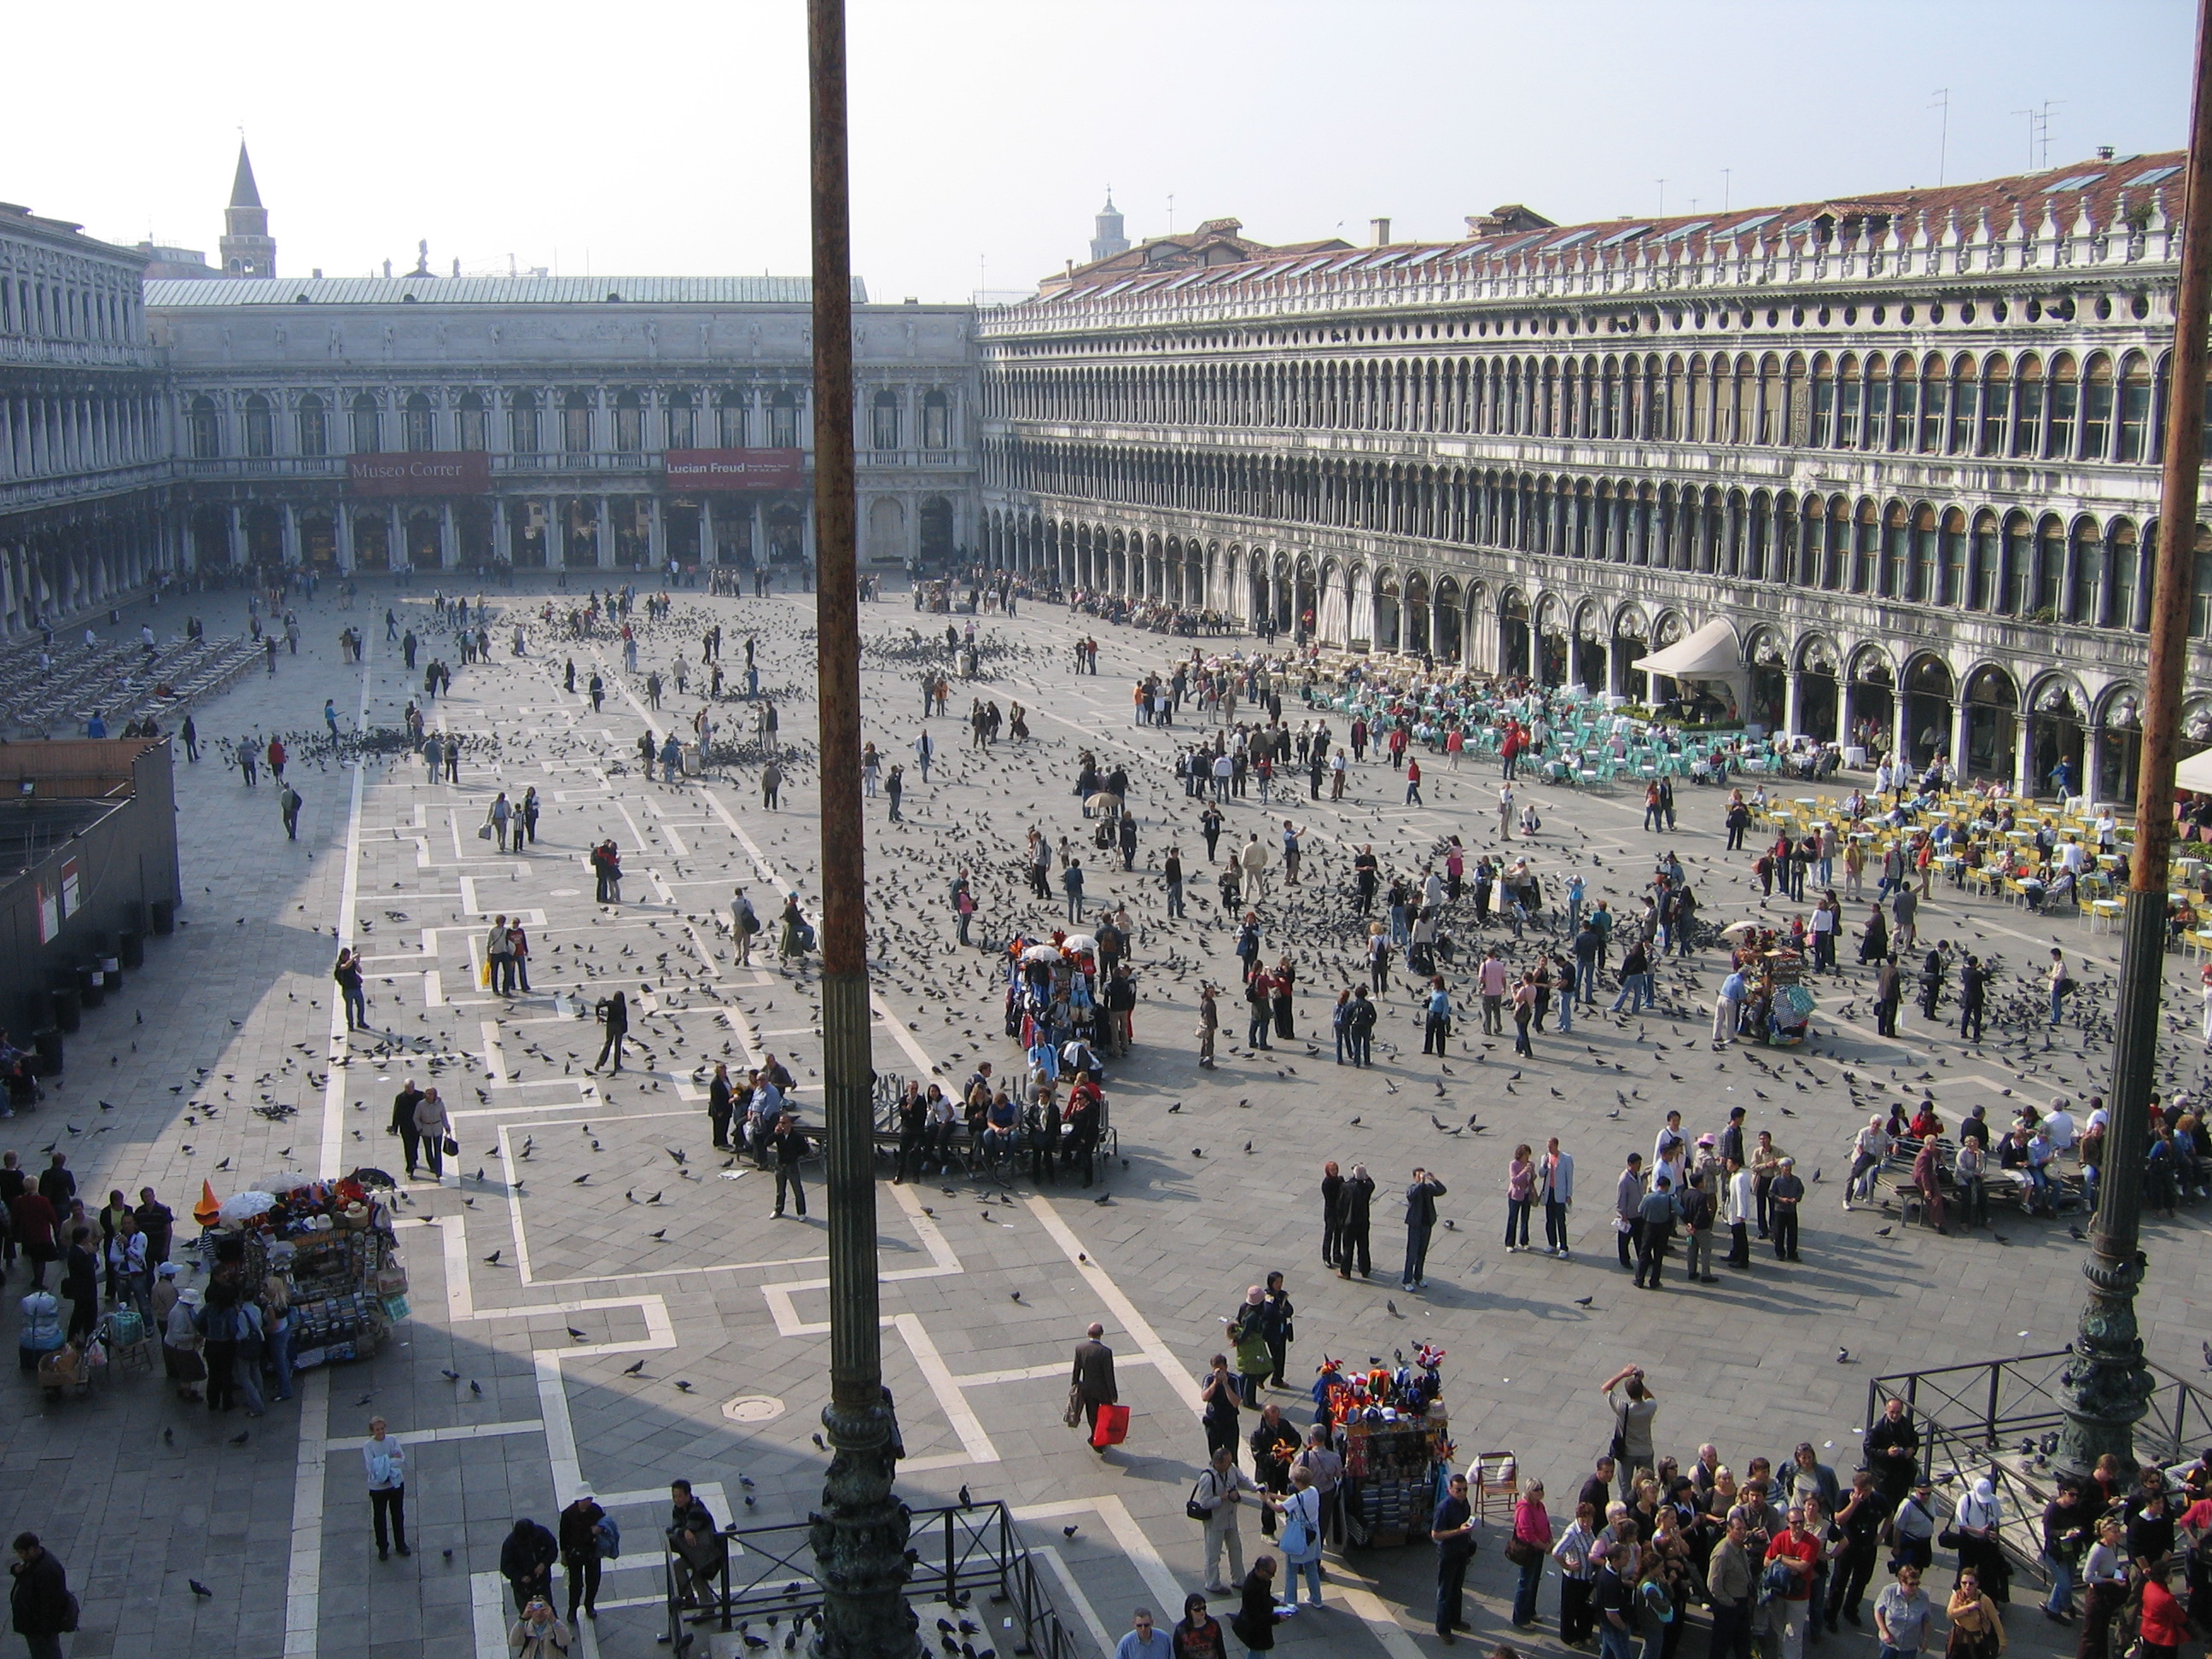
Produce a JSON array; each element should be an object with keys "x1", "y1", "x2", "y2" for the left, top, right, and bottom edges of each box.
[
  {"x1": 189, "y1": 1173, "x2": 409, "y2": 1370},
  {"x1": 1319, "y1": 1347, "x2": 1453, "y2": 1548}
]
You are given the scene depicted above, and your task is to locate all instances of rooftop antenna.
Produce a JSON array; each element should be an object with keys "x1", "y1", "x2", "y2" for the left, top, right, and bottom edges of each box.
[
  {"x1": 1656, "y1": 178, "x2": 1667, "y2": 217},
  {"x1": 1167, "y1": 193, "x2": 1175, "y2": 236},
  {"x1": 1721, "y1": 169, "x2": 1732, "y2": 212},
  {"x1": 1930, "y1": 88, "x2": 1951, "y2": 186}
]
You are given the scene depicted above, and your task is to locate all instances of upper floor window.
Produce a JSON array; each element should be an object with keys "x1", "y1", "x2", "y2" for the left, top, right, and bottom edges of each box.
[
  {"x1": 614, "y1": 391, "x2": 644, "y2": 452},
  {"x1": 457, "y1": 392, "x2": 487, "y2": 452},
  {"x1": 923, "y1": 389, "x2": 950, "y2": 451},
  {"x1": 188, "y1": 396, "x2": 219, "y2": 460},
  {"x1": 297, "y1": 393, "x2": 327, "y2": 457},
  {"x1": 244, "y1": 394, "x2": 274, "y2": 458},
  {"x1": 666, "y1": 391, "x2": 696, "y2": 451},
  {"x1": 405, "y1": 393, "x2": 437, "y2": 453},
  {"x1": 510, "y1": 391, "x2": 540, "y2": 455},
  {"x1": 717, "y1": 391, "x2": 748, "y2": 449},
  {"x1": 562, "y1": 390, "x2": 592, "y2": 453},
  {"x1": 350, "y1": 393, "x2": 381, "y2": 455},
  {"x1": 771, "y1": 388, "x2": 800, "y2": 449},
  {"x1": 871, "y1": 389, "x2": 900, "y2": 451},
  {"x1": 2081, "y1": 354, "x2": 2115, "y2": 461}
]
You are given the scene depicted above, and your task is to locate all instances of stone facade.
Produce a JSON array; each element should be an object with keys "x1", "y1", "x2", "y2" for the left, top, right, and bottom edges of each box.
[
  {"x1": 975, "y1": 150, "x2": 2212, "y2": 803},
  {"x1": 149, "y1": 276, "x2": 978, "y2": 580},
  {"x1": 0, "y1": 203, "x2": 171, "y2": 632}
]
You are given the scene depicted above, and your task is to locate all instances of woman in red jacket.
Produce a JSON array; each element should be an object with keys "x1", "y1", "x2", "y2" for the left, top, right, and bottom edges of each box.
[{"x1": 2137, "y1": 1563, "x2": 2188, "y2": 1659}]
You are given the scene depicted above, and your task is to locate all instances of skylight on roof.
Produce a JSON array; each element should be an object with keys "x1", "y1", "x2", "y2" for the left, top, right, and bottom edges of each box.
[
  {"x1": 1718, "y1": 212, "x2": 1777, "y2": 236},
  {"x1": 1659, "y1": 220, "x2": 1713, "y2": 244},
  {"x1": 2128, "y1": 164, "x2": 2181, "y2": 187},
  {"x1": 1400, "y1": 247, "x2": 1446, "y2": 267},
  {"x1": 1545, "y1": 228, "x2": 1598, "y2": 249},
  {"x1": 1487, "y1": 232, "x2": 1545, "y2": 257},
  {"x1": 2041, "y1": 172, "x2": 2104, "y2": 193},
  {"x1": 1596, "y1": 224, "x2": 1651, "y2": 248}
]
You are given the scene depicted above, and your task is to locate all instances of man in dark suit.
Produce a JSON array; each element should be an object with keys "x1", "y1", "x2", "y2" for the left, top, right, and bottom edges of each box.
[{"x1": 1070, "y1": 1323, "x2": 1117, "y2": 1455}]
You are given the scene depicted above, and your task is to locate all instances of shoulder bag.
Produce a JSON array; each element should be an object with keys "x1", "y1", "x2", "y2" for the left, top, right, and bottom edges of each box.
[{"x1": 1187, "y1": 1472, "x2": 1215, "y2": 1523}]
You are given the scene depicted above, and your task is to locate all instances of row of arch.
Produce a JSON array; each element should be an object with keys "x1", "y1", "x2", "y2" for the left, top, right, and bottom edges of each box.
[
  {"x1": 988, "y1": 346, "x2": 2196, "y2": 467},
  {"x1": 981, "y1": 504, "x2": 2173, "y2": 797},
  {"x1": 984, "y1": 441, "x2": 2212, "y2": 637},
  {"x1": 2, "y1": 387, "x2": 166, "y2": 482}
]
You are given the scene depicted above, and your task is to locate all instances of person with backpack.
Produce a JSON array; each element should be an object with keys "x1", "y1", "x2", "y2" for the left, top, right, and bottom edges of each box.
[{"x1": 557, "y1": 1494, "x2": 610, "y2": 1625}]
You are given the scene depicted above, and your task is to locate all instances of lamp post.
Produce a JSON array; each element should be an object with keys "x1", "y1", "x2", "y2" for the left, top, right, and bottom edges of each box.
[
  {"x1": 2058, "y1": 0, "x2": 2212, "y2": 1480},
  {"x1": 804, "y1": 1, "x2": 919, "y2": 1654}
]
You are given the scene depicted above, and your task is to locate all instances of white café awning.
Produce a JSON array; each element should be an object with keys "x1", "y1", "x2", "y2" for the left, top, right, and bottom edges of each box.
[{"x1": 1631, "y1": 618, "x2": 1743, "y2": 681}]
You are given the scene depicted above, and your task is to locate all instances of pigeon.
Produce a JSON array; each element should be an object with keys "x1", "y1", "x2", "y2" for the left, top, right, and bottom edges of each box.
[
  {"x1": 568, "y1": 1328, "x2": 589, "y2": 1341},
  {"x1": 958, "y1": 1485, "x2": 972, "y2": 1508},
  {"x1": 1574, "y1": 1295, "x2": 1595, "y2": 1307},
  {"x1": 812, "y1": 1432, "x2": 828, "y2": 1450},
  {"x1": 1386, "y1": 1299, "x2": 1402, "y2": 1317},
  {"x1": 1061, "y1": 1525, "x2": 1078, "y2": 1538},
  {"x1": 623, "y1": 1359, "x2": 648, "y2": 1375},
  {"x1": 189, "y1": 1579, "x2": 214, "y2": 1598},
  {"x1": 483, "y1": 1250, "x2": 502, "y2": 1265},
  {"x1": 228, "y1": 1430, "x2": 249, "y2": 1446},
  {"x1": 1837, "y1": 1348, "x2": 1852, "y2": 1364}
]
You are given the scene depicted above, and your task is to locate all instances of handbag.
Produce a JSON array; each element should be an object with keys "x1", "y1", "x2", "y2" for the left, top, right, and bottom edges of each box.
[
  {"x1": 478, "y1": 822, "x2": 494, "y2": 840},
  {"x1": 1091, "y1": 1403, "x2": 1130, "y2": 1447},
  {"x1": 1187, "y1": 1476, "x2": 1214, "y2": 1524},
  {"x1": 443, "y1": 1136, "x2": 461, "y2": 1157},
  {"x1": 1505, "y1": 1534, "x2": 1541, "y2": 1567},
  {"x1": 1280, "y1": 1501, "x2": 1313, "y2": 1562},
  {"x1": 1064, "y1": 1386, "x2": 1083, "y2": 1429},
  {"x1": 1937, "y1": 1528, "x2": 1961, "y2": 1550}
]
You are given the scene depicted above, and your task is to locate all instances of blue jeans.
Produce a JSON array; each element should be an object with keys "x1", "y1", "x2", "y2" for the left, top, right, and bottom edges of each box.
[
  {"x1": 1576, "y1": 958, "x2": 1597, "y2": 1002},
  {"x1": 2042, "y1": 1550, "x2": 2076, "y2": 1614},
  {"x1": 1544, "y1": 1197, "x2": 1570, "y2": 1252},
  {"x1": 2050, "y1": 987, "x2": 2066, "y2": 1027},
  {"x1": 1505, "y1": 1198, "x2": 1531, "y2": 1247},
  {"x1": 1513, "y1": 1552, "x2": 1544, "y2": 1624},
  {"x1": 1611, "y1": 973, "x2": 1651, "y2": 1013},
  {"x1": 1403, "y1": 1223, "x2": 1433, "y2": 1286},
  {"x1": 269, "y1": 1319, "x2": 296, "y2": 1400},
  {"x1": 1558, "y1": 996, "x2": 1575, "y2": 1034},
  {"x1": 1289, "y1": 1557, "x2": 1323, "y2": 1606},
  {"x1": 1599, "y1": 1620, "x2": 1637, "y2": 1659}
]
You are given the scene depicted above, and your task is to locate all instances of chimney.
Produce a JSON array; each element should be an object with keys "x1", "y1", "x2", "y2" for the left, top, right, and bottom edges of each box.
[
  {"x1": 2096, "y1": 145, "x2": 2116, "y2": 161},
  {"x1": 1371, "y1": 217, "x2": 1392, "y2": 247}
]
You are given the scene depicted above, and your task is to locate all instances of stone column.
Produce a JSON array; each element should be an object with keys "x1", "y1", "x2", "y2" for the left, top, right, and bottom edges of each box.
[
  {"x1": 2015, "y1": 706, "x2": 2035, "y2": 799},
  {"x1": 701, "y1": 496, "x2": 717, "y2": 568},
  {"x1": 441, "y1": 502, "x2": 458, "y2": 571},
  {"x1": 492, "y1": 498, "x2": 509, "y2": 568},
  {"x1": 229, "y1": 504, "x2": 246, "y2": 568},
  {"x1": 1950, "y1": 698, "x2": 1973, "y2": 781},
  {"x1": 336, "y1": 502, "x2": 354, "y2": 573},
  {"x1": 547, "y1": 498, "x2": 564, "y2": 570},
  {"x1": 647, "y1": 496, "x2": 666, "y2": 568},
  {"x1": 281, "y1": 503, "x2": 300, "y2": 568},
  {"x1": 1783, "y1": 670, "x2": 1802, "y2": 741},
  {"x1": 1891, "y1": 691, "x2": 1910, "y2": 769},
  {"x1": 801, "y1": 498, "x2": 816, "y2": 573},
  {"x1": 596, "y1": 495, "x2": 613, "y2": 569},
  {"x1": 2083, "y1": 721, "x2": 2104, "y2": 807}
]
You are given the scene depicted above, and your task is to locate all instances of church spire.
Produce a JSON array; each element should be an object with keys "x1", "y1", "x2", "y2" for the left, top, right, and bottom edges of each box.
[
  {"x1": 230, "y1": 142, "x2": 263, "y2": 210},
  {"x1": 220, "y1": 140, "x2": 276, "y2": 277}
]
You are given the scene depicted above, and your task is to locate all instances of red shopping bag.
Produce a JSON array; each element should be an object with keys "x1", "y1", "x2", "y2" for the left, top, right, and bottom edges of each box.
[{"x1": 1091, "y1": 1403, "x2": 1131, "y2": 1448}]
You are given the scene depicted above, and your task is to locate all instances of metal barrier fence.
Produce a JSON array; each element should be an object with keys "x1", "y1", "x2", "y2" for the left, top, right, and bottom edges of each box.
[
  {"x1": 658, "y1": 1498, "x2": 1084, "y2": 1657},
  {"x1": 1862, "y1": 1349, "x2": 2212, "y2": 1586}
]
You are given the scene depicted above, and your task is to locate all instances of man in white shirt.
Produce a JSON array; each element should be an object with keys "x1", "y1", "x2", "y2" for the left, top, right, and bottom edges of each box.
[
  {"x1": 2043, "y1": 1097, "x2": 2077, "y2": 1152},
  {"x1": 1845, "y1": 1116, "x2": 1891, "y2": 1209},
  {"x1": 364, "y1": 1417, "x2": 410, "y2": 1559}
]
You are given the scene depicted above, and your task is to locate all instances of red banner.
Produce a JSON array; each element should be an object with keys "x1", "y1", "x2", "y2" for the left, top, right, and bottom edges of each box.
[
  {"x1": 346, "y1": 452, "x2": 491, "y2": 496},
  {"x1": 663, "y1": 449, "x2": 806, "y2": 492}
]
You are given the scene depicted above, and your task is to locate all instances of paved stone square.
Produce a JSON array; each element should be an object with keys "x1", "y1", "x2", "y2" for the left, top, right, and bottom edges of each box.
[{"x1": 6, "y1": 576, "x2": 2204, "y2": 1659}]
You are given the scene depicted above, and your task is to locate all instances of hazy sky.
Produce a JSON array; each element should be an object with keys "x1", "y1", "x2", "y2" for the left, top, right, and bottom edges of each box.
[{"x1": 6, "y1": 0, "x2": 2191, "y2": 303}]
